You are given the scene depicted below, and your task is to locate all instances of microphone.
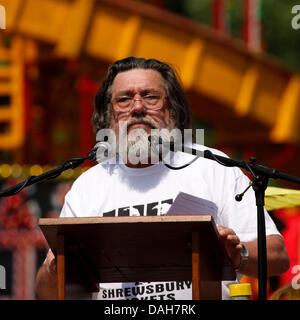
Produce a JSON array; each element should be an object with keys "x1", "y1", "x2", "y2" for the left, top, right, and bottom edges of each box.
[
  {"x1": 148, "y1": 135, "x2": 166, "y2": 162},
  {"x1": 148, "y1": 135, "x2": 162, "y2": 153},
  {"x1": 0, "y1": 141, "x2": 114, "y2": 198},
  {"x1": 87, "y1": 141, "x2": 114, "y2": 162},
  {"x1": 148, "y1": 135, "x2": 187, "y2": 154},
  {"x1": 235, "y1": 181, "x2": 253, "y2": 201}
]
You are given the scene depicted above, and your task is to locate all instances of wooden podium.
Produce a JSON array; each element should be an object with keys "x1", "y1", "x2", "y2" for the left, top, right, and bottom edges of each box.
[{"x1": 38, "y1": 215, "x2": 236, "y2": 300}]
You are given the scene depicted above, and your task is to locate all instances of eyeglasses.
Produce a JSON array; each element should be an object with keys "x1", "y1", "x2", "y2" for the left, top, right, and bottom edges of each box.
[{"x1": 112, "y1": 93, "x2": 167, "y2": 112}]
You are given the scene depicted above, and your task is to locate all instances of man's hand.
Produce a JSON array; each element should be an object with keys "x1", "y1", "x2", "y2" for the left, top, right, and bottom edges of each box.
[
  {"x1": 217, "y1": 225, "x2": 243, "y2": 270},
  {"x1": 45, "y1": 250, "x2": 57, "y2": 274},
  {"x1": 35, "y1": 250, "x2": 58, "y2": 299},
  {"x1": 217, "y1": 226, "x2": 290, "y2": 277}
]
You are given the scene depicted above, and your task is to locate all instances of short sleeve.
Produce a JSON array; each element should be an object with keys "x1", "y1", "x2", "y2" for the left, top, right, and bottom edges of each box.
[{"x1": 219, "y1": 172, "x2": 281, "y2": 242}]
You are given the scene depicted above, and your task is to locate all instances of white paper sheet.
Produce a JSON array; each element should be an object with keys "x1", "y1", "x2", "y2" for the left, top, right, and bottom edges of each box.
[{"x1": 166, "y1": 192, "x2": 218, "y2": 221}]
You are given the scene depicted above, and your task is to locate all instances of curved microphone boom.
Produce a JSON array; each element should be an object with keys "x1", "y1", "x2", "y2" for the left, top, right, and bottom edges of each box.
[
  {"x1": 0, "y1": 142, "x2": 113, "y2": 198},
  {"x1": 88, "y1": 141, "x2": 113, "y2": 163}
]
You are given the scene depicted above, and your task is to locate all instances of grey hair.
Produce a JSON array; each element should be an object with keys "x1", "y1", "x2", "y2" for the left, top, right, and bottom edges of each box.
[{"x1": 92, "y1": 57, "x2": 192, "y2": 133}]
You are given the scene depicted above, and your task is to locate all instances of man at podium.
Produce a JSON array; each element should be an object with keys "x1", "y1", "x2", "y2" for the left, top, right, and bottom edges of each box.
[{"x1": 36, "y1": 57, "x2": 289, "y2": 300}]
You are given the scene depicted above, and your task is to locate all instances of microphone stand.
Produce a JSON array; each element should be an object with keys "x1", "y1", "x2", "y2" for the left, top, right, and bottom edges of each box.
[
  {"x1": 0, "y1": 148, "x2": 97, "y2": 198},
  {"x1": 3, "y1": 137, "x2": 300, "y2": 300},
  {"x1": 162, "y1": 140, "x2": 300, "y2": 300}
]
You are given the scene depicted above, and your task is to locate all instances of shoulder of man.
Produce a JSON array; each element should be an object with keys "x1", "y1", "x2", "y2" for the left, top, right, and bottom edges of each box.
[
  {"x1": 191, "y1": 143, "x2": 229, "y2": 158},
  {"x1": 188, "y1": 143, "x2": 245, "y2": 179},
  {"x1": 71, "y1": 161, "x2": 115, "y2": 186}
]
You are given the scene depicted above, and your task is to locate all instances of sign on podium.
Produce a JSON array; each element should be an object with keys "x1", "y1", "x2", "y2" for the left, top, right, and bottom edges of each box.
[{"x1": 39, "y1": 215, "x2": 236, "y2": 300}]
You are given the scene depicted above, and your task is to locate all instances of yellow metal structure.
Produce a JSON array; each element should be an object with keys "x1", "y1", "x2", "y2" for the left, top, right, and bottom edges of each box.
[
  {"x1": 1, "y1": 0, "x2": 300, "y2": 146},
  {"x1": 0, "y1": 36, "x2": 24, "y2": 149}
]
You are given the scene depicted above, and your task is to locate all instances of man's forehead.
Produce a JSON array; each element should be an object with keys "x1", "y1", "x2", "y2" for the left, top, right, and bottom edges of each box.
[{"x1": 112, "y1": 69, "x2": 165, "y2": 94}]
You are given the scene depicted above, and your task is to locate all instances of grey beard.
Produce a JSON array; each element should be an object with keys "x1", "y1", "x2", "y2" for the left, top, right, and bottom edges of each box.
[
  {"x1": 127, "y1": 128, "x2": 151, "y2": 164},
  {"x1": 116, "y1": 117, "x2": 177, "y2": 165}
]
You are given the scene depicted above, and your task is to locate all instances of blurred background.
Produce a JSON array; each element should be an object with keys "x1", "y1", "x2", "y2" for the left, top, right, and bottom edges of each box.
[{"x1": 0, "y1": 0, "x2": 300, "y2": 300}]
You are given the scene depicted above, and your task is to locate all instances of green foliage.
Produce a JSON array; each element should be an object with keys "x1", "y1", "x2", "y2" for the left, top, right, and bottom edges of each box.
[
  {"x1": 165, "y1": 0, "x2": 300, "y2": 73},
  {"x1": 165, "y1": 0, "x2": 211, "y2": 25},
  {"x1": 262, "y1": 0, "x2": 300, "y2": 73}
]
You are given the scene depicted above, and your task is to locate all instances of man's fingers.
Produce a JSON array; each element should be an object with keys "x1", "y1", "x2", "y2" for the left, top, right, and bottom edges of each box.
[
  {"x1": 217, "y1": 226, "x2": 234, "y2": 237},
  {"x1": 46, "y1": 250, "x2": 57, "y2": 274},
  {"x1": 227, "y1": 234, "x2": 241, "y2": 245},
  {"x1": 49, "y1": 260, "x2": 57, "y2": 273},
  {"x1": 217, "y1": 226, "x2": 240, "y2": 245},
  {"x1": 217, "y1": 225, "x2": 243, "y2": 268}
]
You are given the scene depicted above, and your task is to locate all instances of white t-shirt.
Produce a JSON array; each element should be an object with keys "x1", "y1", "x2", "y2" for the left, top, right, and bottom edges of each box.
[{"x1": 60, "y1": 145, "x2": 281, "y2": 300}]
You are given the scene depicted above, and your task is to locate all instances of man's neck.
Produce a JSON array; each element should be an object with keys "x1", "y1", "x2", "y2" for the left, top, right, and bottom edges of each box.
[{"x1": 123, "y1": 156, "x2": 159, "y2": 168}]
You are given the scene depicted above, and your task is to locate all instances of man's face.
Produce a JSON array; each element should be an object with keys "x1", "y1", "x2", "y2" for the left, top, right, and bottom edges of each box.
[{"x1": 109, "y1": 69, "x2": 172, "y2": 135}]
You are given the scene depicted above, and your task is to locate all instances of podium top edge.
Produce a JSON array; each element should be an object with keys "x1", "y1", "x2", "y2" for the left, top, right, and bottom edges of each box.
[{"x1": 38, "y1": 215, "x2": 214, "y2": 226}]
